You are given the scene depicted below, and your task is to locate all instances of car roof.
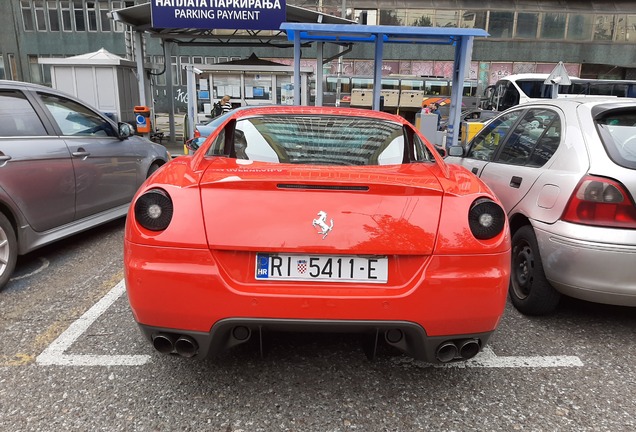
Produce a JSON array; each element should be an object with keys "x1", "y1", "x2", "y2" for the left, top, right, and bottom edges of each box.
[
  {"x1": 515, "y1": 96, "x2": 636, "y2": 109},
  {"x1": 0, "y1": 80, "x2": 54, "y2": 92}
]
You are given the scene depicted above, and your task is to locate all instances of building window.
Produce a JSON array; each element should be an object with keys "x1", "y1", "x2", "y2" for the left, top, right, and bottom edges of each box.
[
  {"x1": 99, "y1": 1, "x2": 111, "y2": 31},
  {"x1": 21, "y1": 0, "x2": 35, "y2": 31},
  {"x1": 152, "y1": 55, "x2": 166, "y2": 86},
  {"x1": 0, "y1": 55, "x2": 5, "y2": 80},
  {"x1": 567, "y1": 14, "x2": 594, "y2": 41},
  {"x1": 407, "y1": 9, "x2": 433, "y2": 27},
  {"x1": 625, "y1": 15, "x2": 636, "y2": 42},
  {"x1": 86, "y1": 1, "x2": 98, "y2": 31},
  {"x1": 48, "y1": 0, "x2": 60, "y2": 31},
  {"x1": 460, "y1": 11, "x2": 487, "y2": 29},
  {"x1": 171, "y1": 56, "x2": 179, "y2": 86},
  {"x1": 542, "y1": 13, "x2": 566, "y2": 39},
  {"x1": 34, "y1": 0, "x2": 47, "y2": 30},
  {"x1": 60, "y1": 0, "x2": 72, "y2": 31},
  {"x1": 112, "y1": 1, "x2": 125, "y2": 31},
  {"x1": 73, "y1": 0, "x2": 85, "y2": 31},
  {"x1": 379, "y1": 10, "x2": 402, "y2": 26},
  {"x1": 489, "y1": 11, "x2": 514, "y2": 38},
  {"x1": 8, "y1": 54, "x2": 18, "y2": 81},
  {"x1": 515, "y1": 12, "x2": 538, "y2": 38},
  {"x1": 594, "y1": 15, "x2": 615, "y2": 41},
  {"x1": 435, "y1": 10, "x2": 458, "y2": 28},
  {"x1": 28, "y1": 55, "x2": 43, "y2": 84}
]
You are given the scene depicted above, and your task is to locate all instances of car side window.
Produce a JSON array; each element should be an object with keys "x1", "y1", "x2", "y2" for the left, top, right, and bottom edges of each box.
[
  {"x1": 0, "y1": 90, "x2": 48, "y2": 137},
  {"x1": 38, "y1": 93, "x2": 117, "y2": 137},
  {"x1": 497, "y1": 109, "x2": 560, "y2": 167},
  {"x1": 466, "y1": 110, "x2": 522, "y2": 161}
]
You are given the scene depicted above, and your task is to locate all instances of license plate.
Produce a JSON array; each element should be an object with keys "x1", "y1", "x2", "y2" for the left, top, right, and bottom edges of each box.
[{"x1": 255, "y1": 253, "x2": 388, "y2": 283}]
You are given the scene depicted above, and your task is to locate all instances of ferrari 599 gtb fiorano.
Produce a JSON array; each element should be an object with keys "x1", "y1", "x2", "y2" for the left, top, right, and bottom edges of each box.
[{"x1": 124, "y1": 106, "x2": 511, "y2": 364}]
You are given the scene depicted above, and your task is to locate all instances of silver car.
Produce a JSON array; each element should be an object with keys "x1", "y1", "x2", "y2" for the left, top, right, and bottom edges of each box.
[
  {"x1": 447, "y1": 97, "x2": 636, "y2": 315},
  {"x1": 0, "y1": 80, "x2": 170, "y2": 289}
]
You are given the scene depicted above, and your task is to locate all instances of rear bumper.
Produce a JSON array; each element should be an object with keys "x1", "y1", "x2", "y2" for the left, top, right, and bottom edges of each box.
[
  {"x1": 534, "y1": 222, "x2": 636, "y2": 306},
  {"x1": 124, "y1": 241, "x2": 510, "y2": 362},
  {"x1": 138, "y1": 319, "x2": 495, "y2": 364}
]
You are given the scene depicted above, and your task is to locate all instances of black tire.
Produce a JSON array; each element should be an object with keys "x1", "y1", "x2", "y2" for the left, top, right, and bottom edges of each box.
[
  {"x1": 0, "y1": 213, "x2": 18, "y2": 291},
  {"x1": 509, "y1": 225, "x2": 561, "y2": 316},
  {"x1": 147, "y1": 162, "x2": 161, "y2": 178}
]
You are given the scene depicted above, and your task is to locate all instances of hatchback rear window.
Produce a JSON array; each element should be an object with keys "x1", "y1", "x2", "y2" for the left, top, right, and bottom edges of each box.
[{"x1": 596, "y1": 111, "x2": 636, "y2": 169}]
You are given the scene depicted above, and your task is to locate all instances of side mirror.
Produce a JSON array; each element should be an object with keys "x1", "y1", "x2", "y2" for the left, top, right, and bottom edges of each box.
[
  {"x1": 118, "y1": 122, "x2": 134, "y2": 139},
  {"x1": 448, "y1": 145, "x2": 464, "y2": 157},
  {"x1": 435, "y1": 146, "x2": 447, "y2": 157}
]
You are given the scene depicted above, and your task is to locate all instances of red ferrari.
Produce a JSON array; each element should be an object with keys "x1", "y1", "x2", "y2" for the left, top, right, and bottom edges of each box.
[{"x1": 124, "y1": 106, "x2": 511, "y2": 363}]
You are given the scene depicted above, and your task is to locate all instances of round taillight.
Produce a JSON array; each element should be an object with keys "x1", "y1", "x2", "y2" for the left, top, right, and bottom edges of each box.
[
  {"x1": 134, "y1": 189, "x2": 173, "y2": 231},
  {"x1": 468, "y1": 198, "x2": 506, "y2": 240}
]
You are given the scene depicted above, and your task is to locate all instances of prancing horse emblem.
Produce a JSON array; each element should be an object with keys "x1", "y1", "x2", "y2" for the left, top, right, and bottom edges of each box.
[{"x1": 312, "y1": 211, "x2": 334, "y2": 239}]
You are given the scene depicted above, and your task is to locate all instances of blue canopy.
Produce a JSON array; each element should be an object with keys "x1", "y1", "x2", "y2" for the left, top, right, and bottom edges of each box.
[{"x1": 280, "y1": 22, "x2": 489, "y2": 147}]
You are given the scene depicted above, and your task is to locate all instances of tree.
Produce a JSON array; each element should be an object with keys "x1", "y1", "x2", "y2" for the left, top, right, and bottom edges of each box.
[{"x1": 412, "y1": 15, "x2": 433, "y2": 27}]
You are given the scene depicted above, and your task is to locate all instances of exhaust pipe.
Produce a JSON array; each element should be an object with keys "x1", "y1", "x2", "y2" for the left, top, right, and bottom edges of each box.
[
  {"x1": 175, "y1": 335, "x2": 199, "y2": 358},
  {"x1": 436, "y1": 341, "x2": 458, "y2": 363},
  {"x1": 458, "y1": 339, "x2": 480, "y2": 360},
  {"x1": 153, "y1": 333, "x2": 177, "y2": 354}
]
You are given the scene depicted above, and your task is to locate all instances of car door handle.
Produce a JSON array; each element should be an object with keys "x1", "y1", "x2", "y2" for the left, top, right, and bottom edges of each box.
[
  {"x1": 0, "y1": 154, "x2": 11, "y2": 167},
  {"x1": 472, "y1": 167, "x2": 479, "y2": 174},
  {"x1": 510, "y1": 176, "x2": 523, "y2": 188},
  {"x1": 72, "y1": 150, "x2": 90, "y2": 158}
]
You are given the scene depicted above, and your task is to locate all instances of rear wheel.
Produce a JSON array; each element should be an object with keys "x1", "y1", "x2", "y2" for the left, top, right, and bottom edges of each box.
[
  {"x1": 0, "y1": 213, "x2": 18, "y2": 291},
  {"x1": 509, "y1": 225, "x2": 561, "y2": 316}
]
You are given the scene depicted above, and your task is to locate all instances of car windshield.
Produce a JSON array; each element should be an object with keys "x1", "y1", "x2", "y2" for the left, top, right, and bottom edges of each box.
[
  {"x1": 228, "y1": 115, "x2": 420, "y2": 166},
  {"x1": 596, "y1": 111, "x2": 636, "y2": 169}
]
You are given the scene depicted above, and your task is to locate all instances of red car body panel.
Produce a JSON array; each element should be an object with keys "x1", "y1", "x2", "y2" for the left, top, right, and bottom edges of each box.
[{"x1": 124, "y1": 106, "x2": 511, "y2": 363}]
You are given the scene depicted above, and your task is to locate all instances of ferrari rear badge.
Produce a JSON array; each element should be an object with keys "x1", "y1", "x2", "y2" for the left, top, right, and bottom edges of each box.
[{"x1": 312, "y1": 210, "x2": 334, "y2": 239}]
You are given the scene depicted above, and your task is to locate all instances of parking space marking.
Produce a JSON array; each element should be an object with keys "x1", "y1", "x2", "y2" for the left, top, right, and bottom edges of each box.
[
  {"x1": 36, "y1": 279, "x2": 151, "y2": 366},
  {"x1": 36, "y1": 280, "x2": 584, "y2": 368},
  {"x1": 444, "y1": 347, "x2": 584, "y2": 368}
]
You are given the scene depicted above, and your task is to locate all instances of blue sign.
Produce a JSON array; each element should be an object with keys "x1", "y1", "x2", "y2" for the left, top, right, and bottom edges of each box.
[
  {"x1": 151, "y1": 0, "x2": 287, "y2": 30},
  {"x1": 135, "y1": 114, "x2": 147, "y2": 128}
]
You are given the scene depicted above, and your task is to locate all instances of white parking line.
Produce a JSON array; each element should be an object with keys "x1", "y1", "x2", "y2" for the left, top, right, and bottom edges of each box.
[
  {"x1": 36, "y1": 280, "x2": 584, "y2": 368},
  {"x1": 36, "y1": 280, "x2": 151, "y2": 366}
]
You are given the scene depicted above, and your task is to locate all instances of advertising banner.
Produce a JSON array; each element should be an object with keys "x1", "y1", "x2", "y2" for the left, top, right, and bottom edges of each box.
[{"x1": 151, "y1": 0, "x2": 287, "y2": 30}]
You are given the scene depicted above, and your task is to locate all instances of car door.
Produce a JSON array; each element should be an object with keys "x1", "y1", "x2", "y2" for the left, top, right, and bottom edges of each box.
[
  {"x1": 449, "y1": 109, "x2": 524, "y2": 177},
  {"x1": 37, "y1": 91, "x2": 138, "y2": 220},
  {"x1": 478, "y1": 108, "x2": 562, "y2": 213},
  {"x1": 0, "y1": 88, "x2": 75, "y2": 232}
]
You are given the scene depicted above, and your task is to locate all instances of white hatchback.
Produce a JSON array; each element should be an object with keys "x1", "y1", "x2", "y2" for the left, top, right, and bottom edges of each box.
[{"x1": 447, "y1": 97, "x2": 636, "y2": 315}]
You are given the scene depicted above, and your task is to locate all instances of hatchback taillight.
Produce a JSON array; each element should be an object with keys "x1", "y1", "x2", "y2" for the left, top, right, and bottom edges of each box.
[
  {"x1": 193, "y1": 129, "x2": 200, "y2": 138},
  {"x1": 561, "y1": 176, "x2": 636, "y2": 228}
]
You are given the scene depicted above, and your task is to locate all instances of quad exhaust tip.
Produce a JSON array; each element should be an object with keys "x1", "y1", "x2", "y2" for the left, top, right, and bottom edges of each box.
[
  {"x1": 436, "y1": 338, "x2": 480, "y2": 363},
  {"x1": 152, "y1": 333, "x2": 199, "y2": 357}
]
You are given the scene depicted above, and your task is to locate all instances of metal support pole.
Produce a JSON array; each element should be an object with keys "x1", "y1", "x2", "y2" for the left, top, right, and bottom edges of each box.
[
  {"x1": 316, "y1": 42, "x2": 324, "y2": 106},
  {"x1": 164, "y1": 41, "x2": 176, "y2": 143},
  {"x1": 372, "y1": 34, "x2": 384, "y2": 111},
  {"x1": 185, "y1": 65, "x2": 198, "y2": 141},
  {"x1": 133, "y1": 31, "x2": 146, "y2": 106},
  {"x1": 293, "y1": 31, "x2": 301, "y2": 105},
  {"x1": 447, "y1": 36, "x2": 473, "y2": 149}
]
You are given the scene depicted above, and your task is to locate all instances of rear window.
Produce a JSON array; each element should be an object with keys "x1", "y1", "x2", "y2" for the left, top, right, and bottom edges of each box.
[
  {"x1": 230, "y1": 115, "x2": 426, "y2": 166},
  {"x1": 595, "y1": 111, "x2": 636, "y2": 169}
]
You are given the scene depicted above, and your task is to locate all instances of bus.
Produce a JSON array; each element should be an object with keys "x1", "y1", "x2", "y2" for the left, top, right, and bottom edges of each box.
[
  {"x1": 313, "y1": 75, "x2": 481, "y2": 123},
  {"x1": 482, "y1": 73, "x2": 636, "y2": 111}
]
